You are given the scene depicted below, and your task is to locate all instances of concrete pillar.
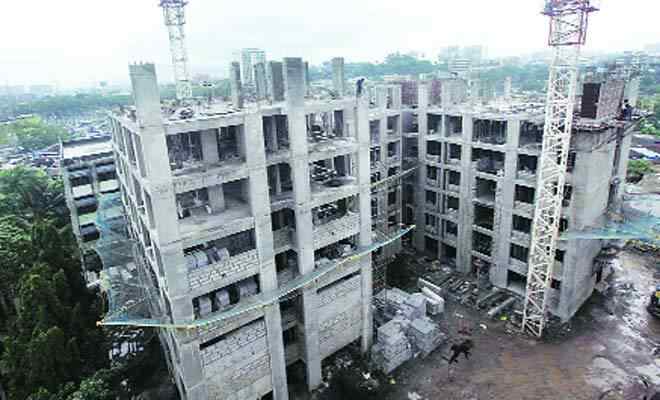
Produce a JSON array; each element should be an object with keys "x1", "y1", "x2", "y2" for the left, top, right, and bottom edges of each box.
[
  {"x1": 207, "y1": 184, "x2": 225, "y2": 212},
  {"x1": 471, "y1": 79, "x2": 480, "y2": 104},
  {"x1": 356, "y1": 91, "x2": 374, "y2": 352},
  {"x1": 230, "y1": 61, "x2": 244, "y2": 109},
  {"x1": 492, "y1": 119, "x2": 520, "y2": 287},
  {"x1": 504, "y1": 77, "x2": 512, "y2": 101},
  {"x1": 376, "y1": 86, "x2": 388, "y2": 110},
  {"x1": 244, "y1": 111, "x2": 289, "y2": 400},
  {"x1": 414, "y1": 83, "x2": 429, "y2": 252},
  {"x1": 268, "y1": 61, "x2": 285, "y2": 102},
  {"x1": 304, "y1": 61, "x2": 310, "y2": 97},
  {"x1": 331, "y1": 57, "x2": 346, "y2": 98},
  {"x1": 284, "y1": 57, "x2": 322, "y2": 390},
  {"x1": 457, "y1": 115, "x2": 473, "y2": 274},
  {"x1": 391, "y1": 85, "x2": 402, "y2": 109},
  {"x1": 201, "y1": 129, "x2": 219, "y2": 165},
  {"x1": 255, "y1": 62, "x2": 267, "y2": 100}
]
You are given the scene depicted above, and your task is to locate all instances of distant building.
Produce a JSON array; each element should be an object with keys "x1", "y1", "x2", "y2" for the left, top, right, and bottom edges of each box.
[
  {"x1": 240, "y1": 48, "x2": 267, "y2": 86},
  {"x1": 60, "y1": 136, "x2": 118, "y2": 281}
]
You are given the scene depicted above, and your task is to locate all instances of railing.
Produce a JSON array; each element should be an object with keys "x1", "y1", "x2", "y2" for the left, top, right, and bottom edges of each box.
[
  {"x1": 446, "y1": 184, "x2": 460, "y2": 193},
  {"x1": 312, "y1": 212, "x2": 360, "y2": 249},
  {"x1": 511, "y1": 230, "x2": 531, "y2": 245},
  {"x1": 187, "y1": 250, "x2": 259, "y2": 292},
  {"x1": 514, "y1": 201, "x2": 534, "y2": 215}
]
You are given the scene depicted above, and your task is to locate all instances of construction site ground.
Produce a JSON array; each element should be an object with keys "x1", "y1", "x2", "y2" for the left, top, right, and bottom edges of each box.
[{"x1": 309, "y1": 246, "x2": 660, "y2": 400}]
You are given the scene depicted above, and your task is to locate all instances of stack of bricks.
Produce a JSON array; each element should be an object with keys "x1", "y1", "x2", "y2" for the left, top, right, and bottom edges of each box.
[
  {"x1": 408, "y1": 317, "x2": 447, "y2": 357},
  {"x1": 371, "y1": 319, "x2": 413, "y2": 374}
]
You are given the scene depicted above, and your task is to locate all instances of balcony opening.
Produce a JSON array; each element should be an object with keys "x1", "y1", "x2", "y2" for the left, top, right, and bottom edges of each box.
[
  {"x1": 566, "y1": 151, "x2": 577, "y2": 172},
  {"x1": 276, "y1": 250, "x2": 298, "y2": 285},
  {"x1": 519, "y1": 122, "x2": 543, "y2": 150},
  {"x1": 472, "y1": 230, "x2": 492, "y2": 256},
  {"x1": 387, "y1": 116, "x2": 400, "y2": 136},
  {"x1": 441, "y1": 243, "x2": 457, "y2": 267},
  {"x1": 445, "y1": 170, "x2": 460, "y2": 190},
  {"x1": 473, "y1": 119, "x2": 507, "y2": 145},
  {"x1": 563, "y1": 185, "x2": 573, "y2": 207},
  {"x1": 370, "y1": 120, "x2": 381, "y2": 145},
  {"x1": 268, "y1": 163, "x2": 293, "y2": 199},
  {"x1": 446, "y1": 143, "x2": 461, "y2": 164},
  {"x1": 370, "y1": 147, "x2": 381, "y2": 167},
  {"x1": 515, "y1": 185, "x2": 535, "y2": 205},
  {"x1": 445, "y1": 195, "x2": 460, "y2": 214},
  {"x1": 474, "y1": 204, "x2": 495, "y2": 230},
  {"x1": 192, "y1": 275, "x2": 259, "y2": 318},
  {"x1": 310, "y1": 154, "x2": 356, "y2": 191},
  {"x1": 314, "y1": 235, "x2": 358, "y2": 267},
  {"x1": 507, "y1": 270, "x2": 527, "y2": 294},
  {"x1": 425, "y1": 213, "x2": 438, "y2": 235},
  {"x1": 272, "y1": 208, "x2": 295, "y2": 231},
  {"x1": 425, "y1": 190, "x2": 437, "y2": 207},
  {"x1": 510, "y1": 243, "x2": 529, "y2": 263},
  {"x1": 388, "y1": 214, "x2": 398, "y2": 229},
  {"x1": 425, "y1": 236, "x2": 439, "y2": 255},
  {"x1": 307, "y1": 110, "x2": 347, "y2": 142},
  {"x1": 512, "y1": 215, "x2": 532, "y2": 234},
  {"x1": 176, "y1": 178, "x2": 249, "y2": 221},
  {"x1": 167, "y1": 131, "x2": 203, "y2": 173},
  {"x1": 184, "y1": 229, "x2": 256, "y2": 272},
  {"x1": 312, "y1": 196, "x2": 356, "y2": 227},
  {"x1": 475, "y1": 178, "x2": 497, "y2": 203},
  {"x1": 427, "y1": 165, "x2": 439, "y2": 181},
  {"x1": 428, "y1": 114, "x2": 442, "y2": 135},
  {"x1": 216, "y1": 125, "x2": 244, "y2": 162},
  {"x1": 387, "y1": 141, "x2": 400, "y2": 159},
  {"x1": 444, "y1": 220, "x2": 458, "y2": 237},
  {"x1": 371, "y1": 171, "x2": 381, "y2": 185},
  {"x1": 472, "y1": 148, "x2": 505, "y2": 175},
  {"x1": 388, "y1": 166, "x2": 400, "y2": 177},
  {"x1": 403, "y1": 138, "x2": 418, "y2": 159},
  {"x1": 427, "y1": 140, "x2": 441, "y2": 158},
  {"x1": 517, "y1": 154, "x2": 538, "y2": 181},
  {"x1": 445, "y1": 115, "x2": 463, "y2": 138}
]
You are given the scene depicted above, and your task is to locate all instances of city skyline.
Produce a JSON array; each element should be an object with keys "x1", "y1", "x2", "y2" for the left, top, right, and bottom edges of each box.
[{"x1": 1, "y1": 0, "x2": 659, "y2": 87}]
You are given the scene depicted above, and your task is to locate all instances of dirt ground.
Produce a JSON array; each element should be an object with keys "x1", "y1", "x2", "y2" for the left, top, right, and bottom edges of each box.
[
  {"x1": 378, "y1": 249, "x2": 660, "y2": 400},
  {"x1": 308, "y1": 247, "x2": 659, "y2": 400}
]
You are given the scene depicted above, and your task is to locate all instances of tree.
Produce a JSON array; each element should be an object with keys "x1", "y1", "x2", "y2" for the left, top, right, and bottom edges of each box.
[
  {"x1": 0, "y1": 167, "x2": 67, "y2": 226},
  {"x1": 0, "y1": 117, "x2": 70, "y2": 151}
]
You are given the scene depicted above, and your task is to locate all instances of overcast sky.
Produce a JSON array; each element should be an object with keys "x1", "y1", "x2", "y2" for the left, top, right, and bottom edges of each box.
[{"x1": 1, "y1": 0, "x2": 657, "y2": 87}]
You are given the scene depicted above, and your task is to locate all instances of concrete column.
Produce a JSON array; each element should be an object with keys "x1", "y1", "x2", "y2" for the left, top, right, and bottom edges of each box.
[
  {"x1": 207, "y1": 184, "x2": 225, "y2": 213},
  {"x1": 244, "y1": 111, "x2": 289, "y2": 400},
  {"x1": 356, "y1": 91, "x2": 374, "y2": 353},
  {"x1": 304, "y1": 61, "x2": 310, "y2": 97},
  {"x1": 129, "y1": 63, "x2": 202, "y2": 393},
  {"x1": 284, "y1": 57, "x2": 322, "y2": 390},
  {"x1": 414, "y1": 83, "x2": 429, "y2": 252},
  {"x1": 331, "y1": 57, "x2": 346, "y2": 98},
  {"x1": 376, "y1": 86, "x2": 388, "y2": 110},
  {"x1": 201, "y1": 129, "x2": 219, "y2": 165},
  {"x1": 90, "y1": 164, "x2": 100, "y2": 194},
  {"x1": 457, "y1": 115, "x2": 473, "y2": 274},
  {"x1": 268, "y1": 61, "x2": 285, "y2": 102},
  {"x1": 493, "y1": 119, "x2": 520, "y2": 287},
  {"x1": 391, "y1": 85, "x2": 402, "y2": 110},
  {"x1": 230, "y1": 61, "x2": 244, "y2": 109},
  {"x1": 274, "y1": 165, "x2": 282, "y2": 195},
  {"x1": 267, "y1": 117, "x2": 279, "y2": 152},
  {"x1": 255, "y1": 62, "x2": 267, "y2": 100}
]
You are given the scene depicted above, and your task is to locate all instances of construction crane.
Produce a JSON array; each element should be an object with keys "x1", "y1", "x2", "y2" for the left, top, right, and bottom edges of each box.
[
  {"x1": 522, "y1": 0, "x2": 598, "y2": 338},
  {"x1": 159, "y1": 0, "x2": 193, "y2": 102}
]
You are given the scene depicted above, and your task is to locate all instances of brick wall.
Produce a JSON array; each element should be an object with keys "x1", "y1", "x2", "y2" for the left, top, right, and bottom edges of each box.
[
  {"x1": 317, "y1": 275, "x2": 363, "y2": 358},
  {"x1": 188, "y1": 249, "x2": 259, "y2": 292},
  {"x1": 313, "y1": 212, "x2": 360, "y2": 249}
]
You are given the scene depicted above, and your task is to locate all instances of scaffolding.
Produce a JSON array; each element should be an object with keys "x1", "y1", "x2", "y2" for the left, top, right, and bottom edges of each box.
[{"x1": 97, "y1": 168, "x2": 417, "y2": 329}]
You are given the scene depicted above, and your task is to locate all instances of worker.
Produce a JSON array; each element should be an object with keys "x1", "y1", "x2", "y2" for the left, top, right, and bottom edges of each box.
[
  {"x1": 620, "y1": 99, "x2": 633, "y2": 121},
  {"x1": 356, "y1": 78, "x2": 365, "y2": 98},
  {"x1": 448, "y1": 339, "x2": 473, "y2": 364}
]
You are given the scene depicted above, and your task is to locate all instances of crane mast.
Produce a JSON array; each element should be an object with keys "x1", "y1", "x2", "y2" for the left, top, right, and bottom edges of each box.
[
  {"x1": 522, "y1": 0, "x2": 597, "y2": 337},
  {"x1": 159, "y1": 0, "x2": 192, "y2": 102}
]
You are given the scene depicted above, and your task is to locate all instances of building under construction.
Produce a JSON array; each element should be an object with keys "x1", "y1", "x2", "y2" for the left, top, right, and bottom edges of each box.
[{"x1": 107, "y1": 58, "x2": 406, "y2": 400}]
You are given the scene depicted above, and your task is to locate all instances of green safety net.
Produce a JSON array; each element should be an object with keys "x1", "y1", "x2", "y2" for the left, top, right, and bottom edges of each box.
[
  {"x1": 560, "y1": 187, "x2": 660, "y2": 246},
  {"x1": 97, "y1": 169, "x2": 418, "y2": 329}
]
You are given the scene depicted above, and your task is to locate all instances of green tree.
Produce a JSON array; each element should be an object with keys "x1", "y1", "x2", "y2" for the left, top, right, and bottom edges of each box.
[
  {"x1": 0, "y1": 167, "x2": 67, "y2": 226},
  {"x1": 0, "y1": 116, "x2": 70, "y2": 151}
]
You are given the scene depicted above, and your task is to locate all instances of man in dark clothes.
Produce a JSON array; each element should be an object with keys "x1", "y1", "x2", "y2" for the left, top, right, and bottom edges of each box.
[{"x1": 448, "y1": 339, "x2": 473, "y2": 364}]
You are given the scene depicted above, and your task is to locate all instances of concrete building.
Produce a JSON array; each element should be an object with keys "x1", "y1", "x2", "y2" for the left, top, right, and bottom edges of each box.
[
  {"x1": 109, "y1": 59, "x2": 404, "y2": 400},
  {"x1": 60, "y1": 136, "x2": 119, "y2": 279},
  {"x1": 402, "y1": 78, "x2": 637, "y2": 321},
  {"x1": 240, "y1": 48, "x2": 267, "y2": 87}
]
